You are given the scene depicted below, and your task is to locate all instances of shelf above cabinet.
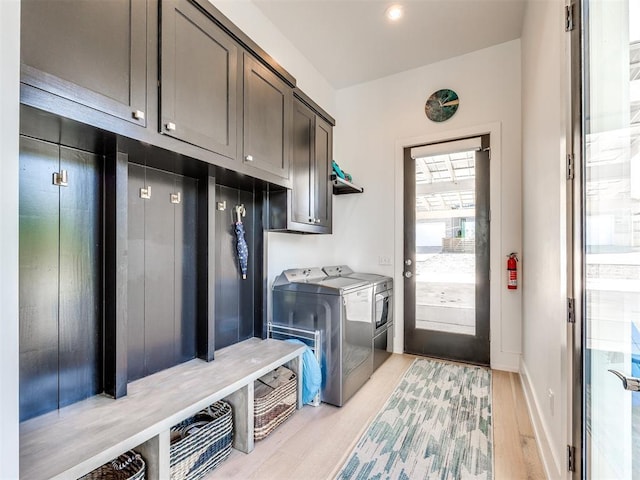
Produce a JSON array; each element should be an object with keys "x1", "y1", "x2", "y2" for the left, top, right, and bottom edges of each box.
[{"x1": 331, "y1": 174, "x2": 363, "y2": 195}]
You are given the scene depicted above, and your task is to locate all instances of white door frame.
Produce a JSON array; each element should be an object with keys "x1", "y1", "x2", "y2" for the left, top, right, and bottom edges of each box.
[{"x1": 393, "y1": 121, "x2": 516, "y2": 370}]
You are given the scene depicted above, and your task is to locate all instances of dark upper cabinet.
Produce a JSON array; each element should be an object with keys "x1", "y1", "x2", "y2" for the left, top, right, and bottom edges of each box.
[
  {"x1": 160, "y1": 0, "x2": 239, "y2": 159},
  {"x1": 270, "y1": 96, "x2": 333, "y2": 234},
  {"x1": 20, "y1": 0, "x2": 147, "y2": 126},
  {"x1": 242, "y1": 53, "x2": 292, "y2": 180},
  {"x1": 313, "y1": 114, "x2": 333, "y2": 229}
]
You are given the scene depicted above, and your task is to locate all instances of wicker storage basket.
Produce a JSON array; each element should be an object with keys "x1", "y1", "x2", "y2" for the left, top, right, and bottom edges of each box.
[
  {"x1": 79, "y1": 450, "x2": 145, "y2": 480},
  {"x1": 169, "y1": 400, "x2": 233, "y2": 480},
  {"x1": 254, "y1": 366, "x2": 297, "y2": 441}
]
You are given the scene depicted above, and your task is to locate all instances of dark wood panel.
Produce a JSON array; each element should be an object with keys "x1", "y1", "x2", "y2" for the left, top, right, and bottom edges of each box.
[
  {"x1": 161, "y1": 0, "x2": 238, "y2": 158},
  {"x1": 18, "y1": 136, "x2": 60, "y2": 421},
  {"x1": 104, "y1": 150, "x2": 129, "y2": 397},
  {"x1": 144, "y1": 168, "x2": 177, "y2": 375},
  {"x1": 255, "y1": 191, "x2": 268, "y2": 339},
  {"x1": 58, "y1": 146, "x2": 102, "y2": 408},
  {"x1": 21, "y1": 0, "x2": 147, "y2": 125},
  {"x1": 197, "y1": 177, "x2": 216, "y2": 361},
  {"x1": 291, "y1": 101, "x2": 314, "y2": 226},
  {"x1": 127, "y1": 164, "x2": 146, "y2": 382},
  {"x1": 214, "y1": 185, "x2": 258, "y2": 349},
  {"x1": 314, "y1": 116, "x2": 332, "y2": 230},
  {"x1": 243, "y1": 53, "x2": 292, "y2": 179},
  {"x1": 174, "y1": 174, "x2": 198, "y2": 363},
  {"x1": 238, "y1": 189, "x2": 256, "y2": 341},
  {"x1": 215, "y1": 186, "x2": 241, "y2": 349}
]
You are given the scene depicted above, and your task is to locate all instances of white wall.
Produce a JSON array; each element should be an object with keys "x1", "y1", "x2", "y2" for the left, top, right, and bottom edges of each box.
[
  {"x1": 332, "y1": 40, "x2": 523, "y2": 369},
  {"x1": 0, "y1": 0, "x2": 21, "y2": 477},
  {"x1": 520, "y1": 0, "x2": 567, "y2": 478}
]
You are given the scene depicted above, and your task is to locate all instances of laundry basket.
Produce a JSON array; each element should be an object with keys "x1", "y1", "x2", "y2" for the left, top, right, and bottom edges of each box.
[
  {"x1": 169, "y1": 400, "x2": 233, "y2": 480},
  {"x1": 253, "y1": 366, "x2": 297, "y2": 440},
  {"x1": 79, "y1": 450, "x2": 146, "y2": 480}
]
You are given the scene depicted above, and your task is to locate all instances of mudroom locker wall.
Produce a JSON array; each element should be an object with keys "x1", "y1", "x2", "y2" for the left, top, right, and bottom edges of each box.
[
  {"x1": 18, "y1": 135, "x2": 103, "y2": 421},
  {"x1": 18, "y1": 106, "x2": 268, "y2": 420},
  {"x1": 214, "y1": 185, "x2": 261, "y2": 350},
  {"x1": 127, "y1": 163, "x2": 198, "y2": 382}
]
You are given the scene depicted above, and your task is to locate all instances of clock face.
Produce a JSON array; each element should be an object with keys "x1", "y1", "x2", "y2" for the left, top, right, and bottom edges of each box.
[{"x1": 425, "y1": 89, "x2": 459, "y2": 122}]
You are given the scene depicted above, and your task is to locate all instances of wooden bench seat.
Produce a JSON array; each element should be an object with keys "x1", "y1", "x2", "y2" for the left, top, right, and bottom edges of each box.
[{"x1": 20, "y1": 338, "x2": 305, "y2": 480}]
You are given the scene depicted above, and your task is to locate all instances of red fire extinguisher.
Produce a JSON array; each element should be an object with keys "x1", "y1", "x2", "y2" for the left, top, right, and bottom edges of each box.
[{"x1": 507, "y1": 253, "x2": 518, "y2": 290}]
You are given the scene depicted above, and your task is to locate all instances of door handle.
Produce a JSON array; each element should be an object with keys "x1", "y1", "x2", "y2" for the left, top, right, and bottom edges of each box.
[
  {"x1": 609, "y1": 369, "x2": 640, "y2": 392},
  {"x1": 404, "y1": 271, "x2": 413, "y2": 278}
]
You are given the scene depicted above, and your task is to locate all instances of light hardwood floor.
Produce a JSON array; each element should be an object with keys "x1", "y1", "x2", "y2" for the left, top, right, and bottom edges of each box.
[{"x1": 210, "y1": 354, "x2": 546, "y2": 480}]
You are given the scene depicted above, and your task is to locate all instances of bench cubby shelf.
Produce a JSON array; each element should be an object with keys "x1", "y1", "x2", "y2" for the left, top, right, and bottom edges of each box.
[{"x1": 20, "y1": 338, "x2": 305, "y2": 480}]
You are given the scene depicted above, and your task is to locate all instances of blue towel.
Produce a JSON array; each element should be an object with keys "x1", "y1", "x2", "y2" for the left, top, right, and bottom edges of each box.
[
  {"x1": 332, "y1": 160, "x2": 346, "y2": 179},
  {"x1": 285, "y1": 339, "x2": 322, "y2": 405}
]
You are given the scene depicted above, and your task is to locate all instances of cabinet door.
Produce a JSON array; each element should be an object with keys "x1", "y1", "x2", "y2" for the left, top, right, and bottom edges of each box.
[
  {"x1": 290, "y1": 100, "x2": 315, "y2": 226},
  {"x1": 314, "y1": 116, "x2": 333, "y2": 230},
  {"x1": 21, "y1": 0, "x2": 147, "y2": 126},
  {"x1": 161, "y1": 0, "x2": 238, "y2": 158},
  {"x1": 243, "y1": 53, "x2": 292, "y2": 179}
]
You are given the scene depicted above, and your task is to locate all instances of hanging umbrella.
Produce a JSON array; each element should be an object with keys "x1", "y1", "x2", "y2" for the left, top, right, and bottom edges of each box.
[{"x1": 234, "y1": 204, "x2": 249, "y2": 279}]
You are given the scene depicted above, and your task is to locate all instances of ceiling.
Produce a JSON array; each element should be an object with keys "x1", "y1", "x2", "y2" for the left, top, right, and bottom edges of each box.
[{"x1": 252, "y1": 0, "x2": 527, "y2": 89}]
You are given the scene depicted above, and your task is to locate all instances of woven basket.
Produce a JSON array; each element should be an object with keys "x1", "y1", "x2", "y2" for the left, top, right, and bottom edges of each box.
[
  {"x1": 254, "y1": 366, "x2": 297, "y2": 441},
  {"x1": 79, "y1": 450, "x2": 145, "y2": 480},
  {"x1": 169, "y1": 400, "x2": 233, "y2": 480}
]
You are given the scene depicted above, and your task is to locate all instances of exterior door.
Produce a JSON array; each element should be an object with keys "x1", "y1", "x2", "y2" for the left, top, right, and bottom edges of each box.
[
  {"x1": 576, "y1": 0, "x2": 640, "y2": 477},
  {"x1": 404, "y1": 135, "x2": 490, "y2": 365}
]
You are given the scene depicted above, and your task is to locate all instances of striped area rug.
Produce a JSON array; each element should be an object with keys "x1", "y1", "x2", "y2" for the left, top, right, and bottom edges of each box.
[{"x1": 336, "y1": 357, "x2": 493, "y2": 480}]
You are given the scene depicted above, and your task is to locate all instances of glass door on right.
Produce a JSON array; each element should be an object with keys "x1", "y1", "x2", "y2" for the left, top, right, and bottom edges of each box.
[{"x1": 582, "y1": 0, "x2": 640, "y2": 477}]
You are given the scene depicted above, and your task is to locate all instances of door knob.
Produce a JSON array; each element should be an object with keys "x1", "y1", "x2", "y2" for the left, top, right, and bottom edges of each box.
[
  {"x1": 404, "y1": 271, "x2": 413, "y2": 278},
  {"x1": 609, "y1": 369, "x2": 640, "y2": 392}
]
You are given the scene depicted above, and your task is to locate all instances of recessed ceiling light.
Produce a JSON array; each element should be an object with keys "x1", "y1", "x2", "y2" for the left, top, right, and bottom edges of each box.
[{"x1": 385, "y1": 4, "x2": 403, "y2": 21}]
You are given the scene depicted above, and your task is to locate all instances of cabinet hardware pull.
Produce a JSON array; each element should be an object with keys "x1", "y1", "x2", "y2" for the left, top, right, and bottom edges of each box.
[
  {"x1": 165, "y1": 122, "x2": 176, "y2": 131},
  {"x1": 140, "y1": 185, "x2": 151, "y2": 199},
  {"x1": 52, "y1": 170, "x2": 68, "y2": 187},
  {"x1": 245, "y1": 155, "x2": 254, "y2": 162},
  {"x1": 132, "y1": 110, "x2": 145, "y2": 121}
]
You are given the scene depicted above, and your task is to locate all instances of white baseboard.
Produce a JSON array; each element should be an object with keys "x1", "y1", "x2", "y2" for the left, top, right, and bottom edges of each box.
[
  {"x1": 519, "y1": 360, "x2": 563, "y2": 479},
  {"x1": 491, "y1": 351, "x2": 521, "y2": 372}
]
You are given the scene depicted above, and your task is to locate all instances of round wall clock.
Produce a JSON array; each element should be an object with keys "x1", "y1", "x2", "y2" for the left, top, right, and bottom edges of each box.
[{"x1": 425, "y1": 89, "x2": 459, "y2": 122}]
